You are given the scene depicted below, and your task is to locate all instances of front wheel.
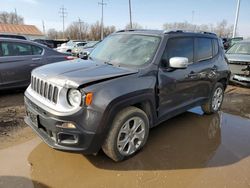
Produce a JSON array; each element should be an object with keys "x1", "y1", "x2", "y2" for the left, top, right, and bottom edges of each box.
[
  {"x1": 201, "y1": 82, "x2": 224, "y2": 114},
  {"x1": 102, "y1": 106, "x2": 149, "y2": 162}
]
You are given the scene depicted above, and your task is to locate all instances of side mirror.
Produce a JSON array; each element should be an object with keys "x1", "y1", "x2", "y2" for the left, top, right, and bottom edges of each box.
[
  {"x1": 81, "y1": 53, "x2": 89, "y2": 60},
  {"x1": 169, "y1": 57, "x2": 188, "y2": 69}
]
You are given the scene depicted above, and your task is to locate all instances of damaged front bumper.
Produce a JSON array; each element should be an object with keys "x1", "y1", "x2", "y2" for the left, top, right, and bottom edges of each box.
[{"x1": 229, "y1": 63, "x2": 250, "y2": 87}]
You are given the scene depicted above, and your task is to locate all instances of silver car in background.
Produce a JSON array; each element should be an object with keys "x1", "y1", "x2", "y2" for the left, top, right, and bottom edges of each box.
[
  {"x1": 226, "y1": 40, "x2": 250, "y2": 87},
  {"x1": 56, "y1": 40, "x2": 87, "y2": 53},
  {"x1": 72, "y1": 41, "x2": 99, "y2": 58}
]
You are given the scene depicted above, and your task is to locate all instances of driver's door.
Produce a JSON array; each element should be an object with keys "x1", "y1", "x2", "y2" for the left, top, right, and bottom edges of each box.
[{"x1": 157, "y1": 37, "x2": 197, "y2": 119}]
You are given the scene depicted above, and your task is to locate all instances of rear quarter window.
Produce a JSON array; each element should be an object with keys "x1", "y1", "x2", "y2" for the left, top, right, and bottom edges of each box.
[
  {"x1": 32, "y1": 45, "x2": 43, "y2": 55},
  {"x1": 213, "y1": 39, "x2": 219, "y2": 56}
]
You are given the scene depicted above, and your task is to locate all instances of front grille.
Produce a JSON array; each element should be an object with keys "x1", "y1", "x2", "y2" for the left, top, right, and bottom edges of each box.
[
  {"x1": 229, "y1": 61, "x2": 250, "y2": 65},
  {"x1": 229, "y1": 64, "x2": 250, "y2": 76},
  {"x1": 31, "y1": 76, "x2": 59, "y2": 103}
]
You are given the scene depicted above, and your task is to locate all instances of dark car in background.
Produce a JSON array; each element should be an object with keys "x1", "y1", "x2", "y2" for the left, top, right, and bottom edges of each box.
[
  {"x1": 0, "y1": 38, "x2": 72, "y2": 90},
  {"x1": 0, "y1": 34, "x2": 28, "y2": 40},
  {"x1": 226, "y1": 40, "x2": 250, "y2": 87},
  {"x1": 33, "y1": 39, "x2": 69, "y2": 49}
]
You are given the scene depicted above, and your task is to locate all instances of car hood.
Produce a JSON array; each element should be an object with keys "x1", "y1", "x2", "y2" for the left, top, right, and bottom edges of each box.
[
  {"x1": 32, "y1": 59, "x2": 138, "y2": 88},
  {"x1": 226, "y1": 53, "x2": 250, "y2": 63}
]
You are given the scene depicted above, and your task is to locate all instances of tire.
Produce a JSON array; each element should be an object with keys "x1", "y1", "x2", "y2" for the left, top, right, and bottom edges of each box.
[
  {"x1": 201, "y1": 82, "x2": 224, "y2": 114},
  {"x1": 102, "y1": 106, "x2": 150, "y2": 162}
]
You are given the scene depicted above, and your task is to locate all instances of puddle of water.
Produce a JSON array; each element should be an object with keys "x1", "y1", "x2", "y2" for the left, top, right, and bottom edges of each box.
[{"x1": 1, "y1": 111, "x2": 250, "y2": 188}]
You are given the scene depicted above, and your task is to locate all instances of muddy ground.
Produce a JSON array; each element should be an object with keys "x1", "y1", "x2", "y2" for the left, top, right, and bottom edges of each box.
[{"x1": 0, "y1": 85, "x2": 250, "y2": 188}]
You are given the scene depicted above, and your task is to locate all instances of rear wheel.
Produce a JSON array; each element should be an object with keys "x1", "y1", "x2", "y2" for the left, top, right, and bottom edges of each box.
[
  {"x1": 102, "y1": 106, "x2": 149, "y2": 162},
  {"x1": 202, "y1": 82, "x2": 224, "y2": 114}
]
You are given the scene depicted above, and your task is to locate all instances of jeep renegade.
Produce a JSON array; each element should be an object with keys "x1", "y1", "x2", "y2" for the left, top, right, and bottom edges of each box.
[{"x1": 24, "y1": 30, "x2": 230, "y2": 161}]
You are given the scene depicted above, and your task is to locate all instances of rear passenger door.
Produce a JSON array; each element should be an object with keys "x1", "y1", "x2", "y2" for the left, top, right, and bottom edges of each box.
[
  {"x1": 0, "y1": 41, "x2": 44, "y2": 88},
  {"x1": 188, "y1": 37, "x2": 218, "y2": 100}
]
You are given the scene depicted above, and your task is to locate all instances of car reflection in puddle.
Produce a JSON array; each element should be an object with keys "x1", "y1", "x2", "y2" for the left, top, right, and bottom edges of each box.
[{"x1": 28, "y1": 109, "x2": 250, "y2": 187}]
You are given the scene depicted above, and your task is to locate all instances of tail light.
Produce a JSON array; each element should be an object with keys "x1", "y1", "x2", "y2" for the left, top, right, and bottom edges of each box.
[{"x1": 65, "y1": 56, "x2": 77, "y2": 60}]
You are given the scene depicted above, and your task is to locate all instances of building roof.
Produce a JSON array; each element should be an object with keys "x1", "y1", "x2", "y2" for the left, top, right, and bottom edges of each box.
[{"x1": 0, "y1": 23, "x2": 44, "y2": 36}]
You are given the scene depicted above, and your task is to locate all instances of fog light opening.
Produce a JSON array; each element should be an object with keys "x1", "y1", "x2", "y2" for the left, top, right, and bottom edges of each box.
[{"x1": 56, "y1": 122, "x2": 76, "y2": 129}]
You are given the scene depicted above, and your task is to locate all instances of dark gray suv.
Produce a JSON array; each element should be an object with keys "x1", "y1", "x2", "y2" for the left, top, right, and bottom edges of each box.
[{"x1": 24, "y1": 30, "x2": 230, "y2": 161}]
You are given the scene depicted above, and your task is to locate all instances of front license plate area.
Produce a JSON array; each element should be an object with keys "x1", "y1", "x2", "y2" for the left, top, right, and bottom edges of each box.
[{"x1": 27, "y1": 110, "x2": 38, "y2": 127}]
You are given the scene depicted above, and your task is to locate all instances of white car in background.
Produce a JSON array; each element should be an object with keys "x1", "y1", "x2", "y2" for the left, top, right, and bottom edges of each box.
[{"x1": 56, "y1": 40, "x2": 87, "y2": 53}]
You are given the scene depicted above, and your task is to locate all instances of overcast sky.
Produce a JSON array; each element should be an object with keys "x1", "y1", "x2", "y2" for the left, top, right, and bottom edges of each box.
[{"x1": 1, "y1": 0, "x2": 250, "y2": 38}]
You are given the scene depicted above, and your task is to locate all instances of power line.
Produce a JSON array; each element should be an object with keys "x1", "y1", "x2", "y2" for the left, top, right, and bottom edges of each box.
[
  {"x1": 129, "y1": 0, "x2": 132, "y2": 29},
  {"x1": 98, "y1": 0, "x2": 107, "y2": 40},
  {"x1": 59, "y1": 5, "x2": 67, "y2": 39}
]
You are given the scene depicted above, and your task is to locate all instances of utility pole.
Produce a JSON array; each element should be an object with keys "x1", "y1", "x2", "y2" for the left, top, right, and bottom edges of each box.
[
  {"x1": 191, "y1": 10, "x2": 195, "y2": 24},
  {"x1": 14, "y1": 8, "x2": 18, "y2": 24},
  {"x1": 42, "y1": 20, "x2": 46, "y2": 34},
  {"x1": 78, "y1": 18, "x2": 84, "y2": 40},
  {"x1": 191, "y1": 10, "x2": 195, "y2": 31},
  {"x1": 98, "y1": 0, "x2": 107, "y2": 40},
  {"x1": 59, "y1": 5, "x2": 67, "y2": 39},
  {"x1": 129, "y1": 0, "x2": 132, "y2": 29},
  {"x1": 233, "y1": 0, "x2": 241, "y2": 38}
]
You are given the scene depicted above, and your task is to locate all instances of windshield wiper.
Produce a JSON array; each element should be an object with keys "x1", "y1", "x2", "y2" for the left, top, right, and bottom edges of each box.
[{"x1": 104, "y1": 61, "x2": 114, "y2": 66}]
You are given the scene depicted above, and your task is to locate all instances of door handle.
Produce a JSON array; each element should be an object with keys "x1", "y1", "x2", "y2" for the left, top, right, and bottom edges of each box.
[
  {"x1": 30, "y1": 63, "x2": 38, "y2": 67},
  {"x1": 187, "y1": 71, "x2": 198, "y2": 78},
  {"x1": 212, "y1": 65, "x2": 218, "y2": 71},
  {"x1": 32, "y1": 57, "x2": 41, "y2": 61}
]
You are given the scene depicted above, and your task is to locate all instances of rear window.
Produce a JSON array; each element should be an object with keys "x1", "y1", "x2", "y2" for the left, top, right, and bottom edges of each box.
[
  {"x1": 32, "y1": 45, "x2": 43, "y2": 55},
  {"x1": 196, "y1": 38, "x2": 213, "y2": 62}
]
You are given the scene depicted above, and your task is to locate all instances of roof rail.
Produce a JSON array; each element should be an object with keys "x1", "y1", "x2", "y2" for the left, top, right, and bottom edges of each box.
[
  {"x1": 164, "y1": 30, "x2": 217, "y2": 36},
  {"x1": 116, "y1": 29, "x2": 144, "y2": 33}
]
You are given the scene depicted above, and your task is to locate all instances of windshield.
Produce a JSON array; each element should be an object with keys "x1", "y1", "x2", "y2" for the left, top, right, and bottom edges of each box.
[
  {"x1": 227, "y1": 42, "x2": 250, "y2": 55},
  {"x1": 89, "y1": 34, "x2": 161, "y2": 66}
]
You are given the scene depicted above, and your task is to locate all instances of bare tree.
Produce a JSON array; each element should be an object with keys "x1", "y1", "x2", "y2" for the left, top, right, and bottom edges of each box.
[
  {"x1": 162, "y1": 20, "x2": 233, "y2": 38},
  {"x1": 214, "y1": 20, "x2": 233, "y2": 38},
  {"x1": 125, "y1": 22, "x2": 143, "y2": 30},
  {"x1": 88, "y1": 21, "x2": 101, "y2": 40},
  {"x1": 47, "y1": 21, "x2": 116, "y2": 40},
  {"x1": 163, "y1": 21, "x2": 195, "y2": 31},
  {"x1": 64, "y1": 22, "x2": 89, "y2": 40},
  {"x1": 104, "y1": 25, "x2": 116, "y2": 37},
  {"x1": 47, "y1": 28, "x2": 59, "y2": 39},
  {"x1": 0, "y1": 11, "x2": 24, "y2": 24}
]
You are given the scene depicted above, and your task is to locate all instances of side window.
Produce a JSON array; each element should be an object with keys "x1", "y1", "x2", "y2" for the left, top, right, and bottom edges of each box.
[
  {"x1": 162, "y1": 37, "x2": 194, "y2": 67},
  {"x1": 32, "y1": 45, "x2": 43, "y2": 55},
  {"x1": 195, "y1": 38, "x2": 213, "y2": 62},
  {"x1": 1, "y1": 42, "x2": 16, "y2": 56},
  {"x1": 0, "y1": 42, "x2": 33, "y2": 56},
  {"x1": 212, "y1": 39, "x2": 219, "y2": 56}
]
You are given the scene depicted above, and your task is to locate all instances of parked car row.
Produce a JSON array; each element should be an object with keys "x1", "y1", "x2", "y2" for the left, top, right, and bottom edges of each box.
[{"x1": 56, "y1": 40, "x2": 87, "y2": 53}]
